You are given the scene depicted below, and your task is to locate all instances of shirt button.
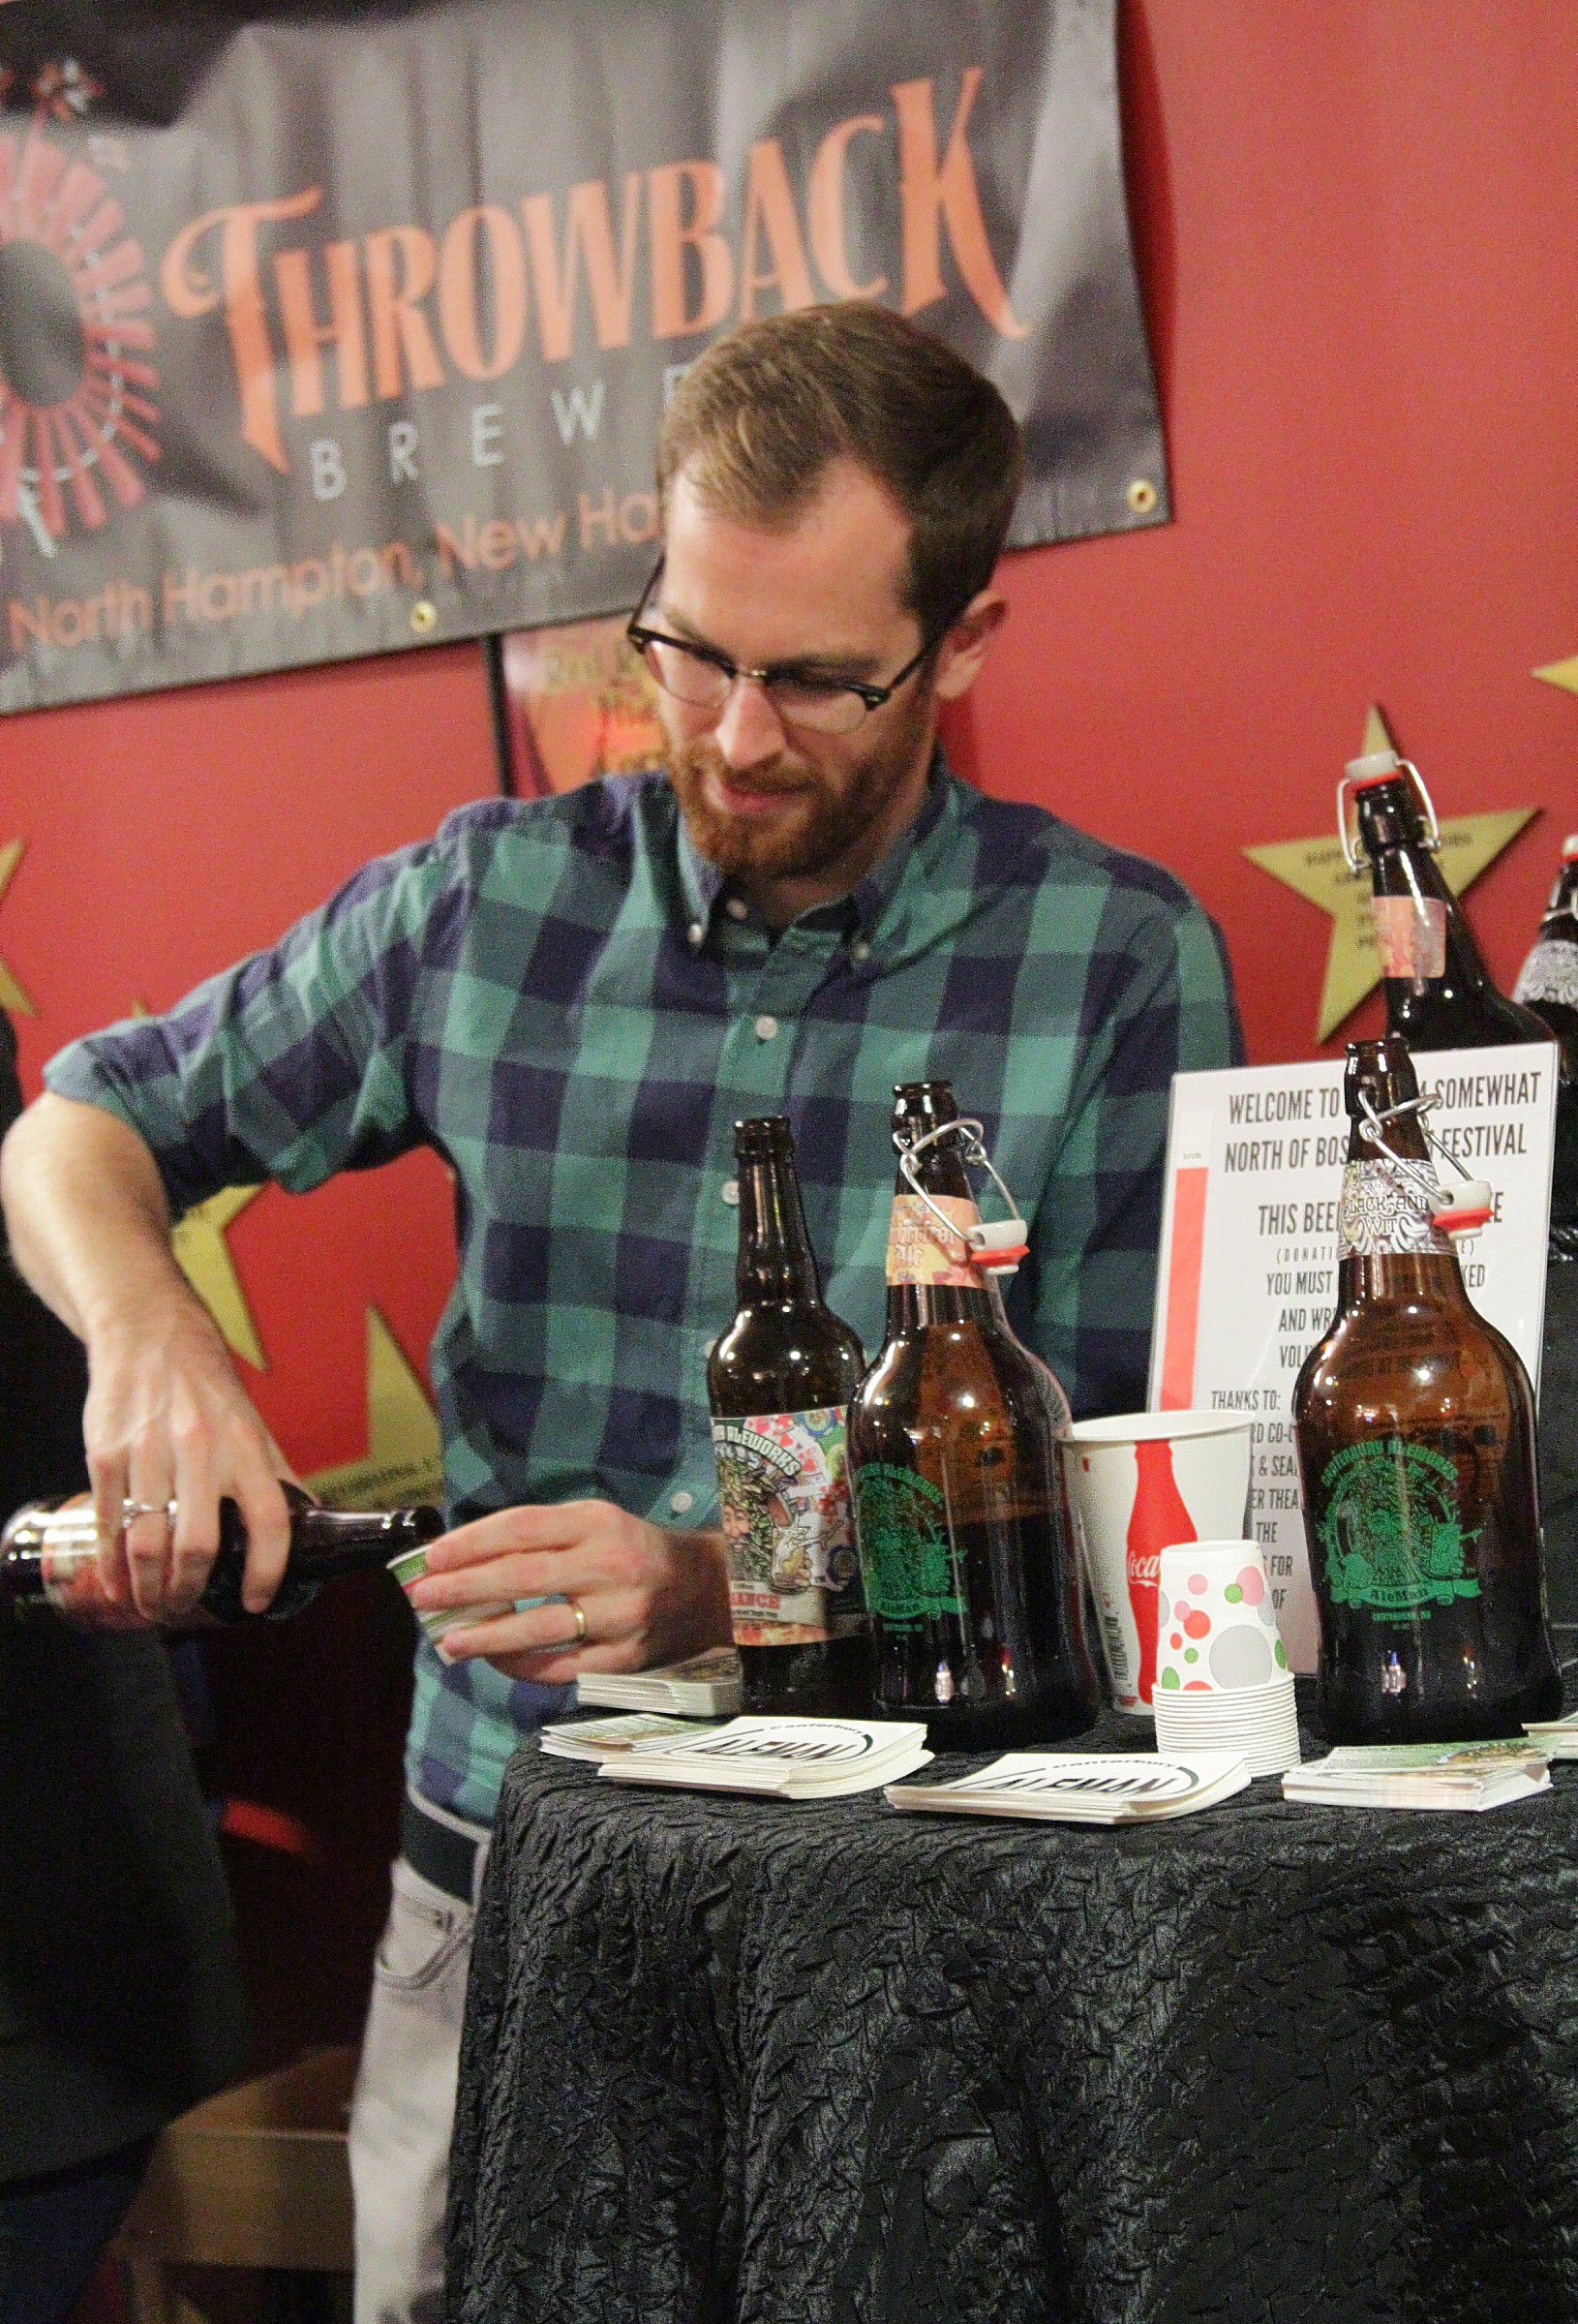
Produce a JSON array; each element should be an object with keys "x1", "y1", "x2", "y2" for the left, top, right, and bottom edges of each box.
[
  {"x1": 754, "y1": 1014, "x2": 779, "y2": 1042},
  {"x1": 850, "y1": 939, "x2": 871, "y2": 963},
  {"x1": 721, "y1": 1178, "x2": 740, "y2": 1207},
  {"x1": 725, "y1": 897, "x2": 749, "y2": 922},
  {"x1": 669, "y1": 1489, "x2": 695, "y2": 1515},
  {"x1": 687, "y1": 921, "x2": 705, "y2": 948}
]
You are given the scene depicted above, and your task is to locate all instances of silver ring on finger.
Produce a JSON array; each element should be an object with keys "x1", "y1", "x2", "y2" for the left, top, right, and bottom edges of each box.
[
  {"x1": 122, "y1": 1498, "x2": 178, "y2": 1523},
  {"x1": 564, "y1": 1597, "x2": 588, "y2": 1645}
]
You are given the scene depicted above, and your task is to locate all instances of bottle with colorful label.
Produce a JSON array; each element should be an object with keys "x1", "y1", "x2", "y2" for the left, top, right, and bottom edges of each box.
[
  {"x1": 847, "y1": 1080, "x2": 1101, "y2": 1749},
  {"x1": 1291, "y1": 1033, "x2": 1561, "y2": 1741},
  {"x1": 707, "y1": 1116, "x2": 869, "y2": 1716}
]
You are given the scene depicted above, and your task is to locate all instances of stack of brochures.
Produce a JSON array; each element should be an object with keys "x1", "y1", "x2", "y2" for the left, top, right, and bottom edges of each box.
[
  {"x1": 597, "y1": 1715, "x2": 931, "y2": 1799},
  {"x1": 574, "y1": 1647, "x2": 743, "y2": 1717},
  {"x1": 885, "y1": 1751, "x2": 1251, "y2": 1824},
  {"x1": 1523, "y1": 1708, "x2": 1578, "y2": 1758},
  {"x1": 540, "y1": 1713, "x2": 720, "y2": 1762},
  {"x1": 1282, "y1": 1739, "x2": 1551, "y2": 1812}
]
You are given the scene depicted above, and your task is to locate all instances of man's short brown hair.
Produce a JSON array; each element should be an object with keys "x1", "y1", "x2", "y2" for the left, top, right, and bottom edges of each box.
[{"x1": 655, "y1": 303, "x2": 1023, "y2": 639}]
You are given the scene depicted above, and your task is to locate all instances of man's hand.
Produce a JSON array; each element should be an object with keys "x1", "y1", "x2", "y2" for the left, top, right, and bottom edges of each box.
[
  {"x1": 84, "y1": 1290, "x2": 293, "y2": 1621},
  {"x1": 407, "y1": 1501, "x2": 732, "y2": 1682},
  {"x1": 1, "y1": 1093, "x2": 291, "y2": 1622}
]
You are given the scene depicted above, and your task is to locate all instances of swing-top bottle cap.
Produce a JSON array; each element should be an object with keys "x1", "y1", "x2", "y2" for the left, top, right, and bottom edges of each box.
[
  {"x1": 1562, "y1": 833, "x2": 1578, "y2": 861},
  {"x1": 1344, "y1": 749, "x2": 1404, "y2": 789},
  {"x1": 1430, "y1": 1179, "x2": 1495, "y2": 1238}
]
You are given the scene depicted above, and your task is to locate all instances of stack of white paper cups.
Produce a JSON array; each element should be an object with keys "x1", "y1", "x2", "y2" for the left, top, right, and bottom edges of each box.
[
  {"x1": 1062, "y1": 1411, "x2": 1255, "y2": 1717},
  {"x1": 1151, "y1": 1542, "x2": 1301, "y2": 1778}
]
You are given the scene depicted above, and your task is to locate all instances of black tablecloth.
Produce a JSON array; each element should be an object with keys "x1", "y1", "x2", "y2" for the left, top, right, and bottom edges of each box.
[{"x1": 446, "y1": 1698, "x2": 1578, "y2": 2324}]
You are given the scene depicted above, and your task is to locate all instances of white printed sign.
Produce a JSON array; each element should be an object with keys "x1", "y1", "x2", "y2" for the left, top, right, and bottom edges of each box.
[{"x1": 1146, "y1": 1044, "x2": 1558, "y2": 1670}]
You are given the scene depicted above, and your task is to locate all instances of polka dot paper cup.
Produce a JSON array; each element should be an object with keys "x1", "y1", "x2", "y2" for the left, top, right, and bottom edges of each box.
[{"x1": 1154, "y1": 1542, "x2": 1290, "y2": 1696}]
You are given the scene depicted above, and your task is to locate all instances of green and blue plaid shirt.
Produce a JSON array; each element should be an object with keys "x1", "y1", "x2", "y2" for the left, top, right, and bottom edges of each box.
[{"x1": 47, "y1": 761, "x2": 1240, "y2": 1822}]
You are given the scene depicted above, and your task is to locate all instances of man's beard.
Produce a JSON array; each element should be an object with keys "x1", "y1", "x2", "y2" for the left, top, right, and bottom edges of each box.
[{"x1": 668, "y1": 700, "x2": 929, "y2": 888}]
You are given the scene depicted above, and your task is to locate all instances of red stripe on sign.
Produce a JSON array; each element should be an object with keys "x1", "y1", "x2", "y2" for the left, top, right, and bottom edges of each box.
[{"x1": 1157, "y1": 1165, "x2": 1208, "y2": 1409}]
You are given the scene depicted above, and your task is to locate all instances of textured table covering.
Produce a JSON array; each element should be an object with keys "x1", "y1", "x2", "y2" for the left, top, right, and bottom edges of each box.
[{"x1": 446, "y1": 1704, "x2": 1578, "y2": 2324}]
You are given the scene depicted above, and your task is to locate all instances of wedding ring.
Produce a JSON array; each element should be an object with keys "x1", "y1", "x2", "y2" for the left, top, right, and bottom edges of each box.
[
  {"x1": 565, "y1": 1597, "x2": 588, "y2": 1644},
  {"x1": 122, "y1": 1498, "x2": 177, "y2": 1522}
]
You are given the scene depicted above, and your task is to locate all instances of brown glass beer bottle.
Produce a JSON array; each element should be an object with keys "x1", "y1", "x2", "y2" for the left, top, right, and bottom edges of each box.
[
  {"x1": 1291, "y1": 1033, "x2": 1562, "y2": 1741},
  {"x1": 1513, "y1": 833, "x2": 1578, "y2": 1077},
  {"x1": 1344, "y1": 750, "x2": 1554, "y2": 1055},
  {"x1": 0, "y1": 1483, "x2": 443, "y2": 1628},
  {"x1": 707, "y1": 1116, "x2": 870, "y2": 1716},
  {"x1": 847, "y1": 1081, "x2": 1101, "y2": 1749},
  {"x1": 1513, "y1": 832, "x2": 1578, "y2": 1237}
]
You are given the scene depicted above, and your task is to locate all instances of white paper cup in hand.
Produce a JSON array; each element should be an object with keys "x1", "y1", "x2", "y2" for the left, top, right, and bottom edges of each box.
[{"x1": 1062, "y1": 1412, "x2": 1254, "y2": 1714}]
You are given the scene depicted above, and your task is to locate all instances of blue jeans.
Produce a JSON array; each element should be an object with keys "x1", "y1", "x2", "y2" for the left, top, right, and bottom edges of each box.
[{"x1": 0, "y1": 2139, "x2": 153, "y2": 2324}]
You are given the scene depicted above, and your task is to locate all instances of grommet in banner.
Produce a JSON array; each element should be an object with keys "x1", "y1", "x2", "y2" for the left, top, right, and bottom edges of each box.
[
  {"x1": 1126, "y1": 478, "x2": 1159, "y2": 515},
  {"x1": 410, "y1": 600, "x2": 438, "y2": 634}
]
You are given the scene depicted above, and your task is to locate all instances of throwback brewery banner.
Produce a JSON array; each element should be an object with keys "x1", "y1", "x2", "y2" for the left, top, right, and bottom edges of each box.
[{"x1": 0, "y1": 0, "x2": 1167, "y2": 714}]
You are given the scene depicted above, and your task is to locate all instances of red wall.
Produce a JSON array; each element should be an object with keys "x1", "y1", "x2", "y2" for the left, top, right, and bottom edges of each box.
[{"x1": 1, "y1": 0, "x2": 1572, "y2": 2051}]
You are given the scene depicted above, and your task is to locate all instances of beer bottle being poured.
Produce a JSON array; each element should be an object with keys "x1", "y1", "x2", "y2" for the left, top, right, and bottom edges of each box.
[
  {"x1": 1291, "y1": 1033, "x2": 1562, "y2": 1742},
  {"x1": 707, "y1": 1116, "x2": 870, "y2": 1716},
  {"x1": 847, "y1": 1081, "x2": 1101, "y2": 1749},
  {"x1": 0, "y1": 1483, "x2": 443, "y2": 1628}
]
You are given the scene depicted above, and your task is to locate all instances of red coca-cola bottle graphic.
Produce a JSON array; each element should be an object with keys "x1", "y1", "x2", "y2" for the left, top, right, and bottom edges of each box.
[{"x1": 1127, "y1": 1440, "x2": 1197, "y2": 1702}]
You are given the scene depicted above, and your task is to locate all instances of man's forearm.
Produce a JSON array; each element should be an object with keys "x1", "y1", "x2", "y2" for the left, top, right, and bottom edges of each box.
[{"x1": 0, "y1": 1092, "x2": 196, "y2": 1341}]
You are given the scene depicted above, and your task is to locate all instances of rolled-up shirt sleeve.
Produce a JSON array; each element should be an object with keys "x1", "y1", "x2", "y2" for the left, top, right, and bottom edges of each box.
[{"x1": 44, "y1": 836, "x2": 456, "y2": 1221}]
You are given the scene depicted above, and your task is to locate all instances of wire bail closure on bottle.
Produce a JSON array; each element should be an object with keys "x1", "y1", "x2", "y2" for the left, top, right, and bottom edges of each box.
[
  {"x1": 1338, "y1": 749, "x2": 1442, "y2": 874},
  {"x1": 897, "y1": 1118, "x2": 1029, "y2": 1273},
  {"x1": 1356, "y1": 1088, "x2": 1494, "y2": 1239}
]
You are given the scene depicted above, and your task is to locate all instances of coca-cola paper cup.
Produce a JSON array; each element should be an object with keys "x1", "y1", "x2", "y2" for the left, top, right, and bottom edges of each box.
[{"x1": 1063, "y1": 1413, "x2": 1255, "y2": 1715}]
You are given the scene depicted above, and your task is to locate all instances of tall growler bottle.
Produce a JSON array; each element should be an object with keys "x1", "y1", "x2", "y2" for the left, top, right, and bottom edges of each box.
[
  {"x1": 1291, "y1": 1034, "x2": 1562, "y2": 1741},
  {"x1": 1513, "y1": 831, "x2": 1578, "y2": 1236},
  {"x1": 847, "y1": 1082, "x2": 1101, "y2": 1749},
  {"x1": 707, "y1": 1116, "x2": 870, "y2": 1716},
  {"x1": 1344, "y1": 750, "x2": 1555, "y2": 1055},
  {"x1": 0, "y1": 1483, "x2": 443, "y2": 1627}
]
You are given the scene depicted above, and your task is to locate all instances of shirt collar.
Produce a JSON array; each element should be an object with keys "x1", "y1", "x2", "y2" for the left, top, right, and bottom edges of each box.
[{"x1": 672, "y1": 747, "x2": 955, "y2": 951}]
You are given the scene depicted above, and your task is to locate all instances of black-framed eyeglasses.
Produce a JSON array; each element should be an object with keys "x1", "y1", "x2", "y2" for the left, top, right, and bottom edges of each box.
[{"x1": 625, "y1": 558, "x2": 948, "y2": 738}]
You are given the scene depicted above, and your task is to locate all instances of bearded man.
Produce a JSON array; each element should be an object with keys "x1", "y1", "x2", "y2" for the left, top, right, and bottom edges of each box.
[{"x1": 0, "y1": 301, "x2": 1240, "y2": 2324}]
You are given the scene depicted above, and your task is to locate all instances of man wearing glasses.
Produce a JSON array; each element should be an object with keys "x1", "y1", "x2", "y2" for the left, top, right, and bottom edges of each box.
[{"x1": 1, "y1": 302, "x2": 1239, "y2": 2322}]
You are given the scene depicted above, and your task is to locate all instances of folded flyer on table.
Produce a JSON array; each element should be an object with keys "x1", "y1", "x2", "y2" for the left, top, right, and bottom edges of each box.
[
  {"x1": 1282, "y1": 1739, "x2": 1551, "y2": 1811},
  {"x1": 575, "y1": 1648, "x2": 743, "y2": 1716},
  {"x1": 599, "y1": 1715, "x2": 931, "y2": 1798},
  {"x1": 540, "y1": 1714, "x2": 722, "y2": 1761},
  {"x1": 885, "y1": 1751, "x2": 1252, "y2": 1823}
]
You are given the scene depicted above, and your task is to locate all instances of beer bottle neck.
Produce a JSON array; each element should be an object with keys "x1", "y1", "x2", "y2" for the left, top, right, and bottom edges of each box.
[
  {"x1": 884, "y1": 1278, "x2": 1002, "y2": 1332},
  {"x1": 290, "y1": 1503, "x2": 444, "y2": 1577},
  {"x1": 1357, "y1": 783, "x2": 1550, "y2": 1047},
  {"x1": 1359, "y1": 793, "x2": 1492, "y2": 985},
  {"x1": 735, "y1": 1152, "x2": 824, "y2": 1306}
]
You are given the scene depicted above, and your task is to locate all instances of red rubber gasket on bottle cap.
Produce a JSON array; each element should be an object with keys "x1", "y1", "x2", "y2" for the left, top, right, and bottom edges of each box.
[{"x1": 1431, "y1": 1179, "x2": 1494, "y2": 1237}]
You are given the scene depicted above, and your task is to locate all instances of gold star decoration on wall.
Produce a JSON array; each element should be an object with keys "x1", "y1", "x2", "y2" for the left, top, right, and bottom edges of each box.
[
  {"x1": 0, "y1": 840, "x2": 36, "y2": 1017},
  {"x1": 306, "y1": 1307, "x2": 444, "y2": 1512},
  {"x1": 171, "y1": 1183, "x2": 267, "y2": 1370},
  {"x1": 1243, "y1": 706, "x2": 1537, "y2": 1042},
  {"x1": 1534, "y1": 655, "x2": 1578, "y2": 698}
]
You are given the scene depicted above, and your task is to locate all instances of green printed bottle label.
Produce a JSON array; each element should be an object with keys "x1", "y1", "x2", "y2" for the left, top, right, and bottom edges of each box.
[
  {"x1": 852, "y1": 1463, "x2": 965, "y2": 1628},
  {"x1": 1317, "y1": 1436, "x2": 1482, "y2": 1625}
]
